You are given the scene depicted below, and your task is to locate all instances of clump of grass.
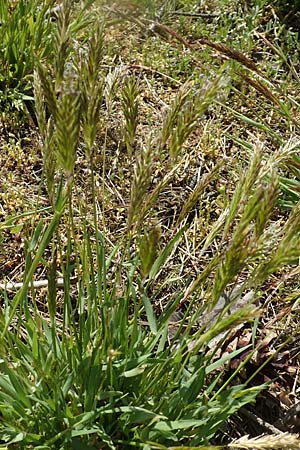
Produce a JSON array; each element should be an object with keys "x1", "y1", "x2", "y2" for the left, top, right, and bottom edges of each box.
[{"x1": 2, "y1": 1, "x2": 300, "y2": 449}]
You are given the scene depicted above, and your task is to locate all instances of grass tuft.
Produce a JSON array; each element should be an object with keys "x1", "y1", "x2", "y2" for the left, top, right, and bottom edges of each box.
[{"x1": 1, "y1": 1, "x2": 300, "y2": 449}]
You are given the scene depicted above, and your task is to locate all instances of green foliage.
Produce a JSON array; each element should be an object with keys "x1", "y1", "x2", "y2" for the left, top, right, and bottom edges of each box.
[
  {"x1": 0, "y1": 229, "x2": 266, "y2": 449},
  {"x1": 0, "y1": 0, "x2": 96, "y2": 119},
  {"x1": 2, "y1": 97, "x2": 300, "y2": 448},
  {"x1": 0, "y1": 0, "x2": 53, "y2": 115}
]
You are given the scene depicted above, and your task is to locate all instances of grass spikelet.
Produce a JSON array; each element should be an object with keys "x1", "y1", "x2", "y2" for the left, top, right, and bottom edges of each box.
[
  {"x1": 55, "y1": 83, "x2": 81, "y2": 178},
  {"x1": 53, "y1": 0, "x2": 72, "y2": 85},
  {"x1": 35, "y1": 62, "x2": 57, "y2": 120},
  {"x1": 254, "y1": 172, "x2": 278, "y2": 239},
  {"x1": 229, "y1": 432, "x2": 300, "y2": 449},
  {"x1": 104, "y1": 66, "x2": 124, "y2": 111},
  {"x1": 193, "y1": 303, "x2": 259, "y2": 350},
  {"x1": 139, "y1": 225, "x2": 161, "y2": 278},
  {"x1": 85, "y1": 22, "x2": 104, "y2": 83},
  {"x1": 80, "y1": 22, "x2": 104, "y2": 153},
  {"x1": 128, "y1": 143, "x2": 154, "y2": 230},
  {"x1": 159, "y1": 81, "x2": 192, "y2": 152},
  {"x1": 213, "y1": 185, "x2": 265, "y2": 302},
  {"x1": 254, "y1": 201, "x2": 300, "y2": 283},
  {"x1": 34, "y1": 67, "x2": 56, "y2": 204},
  {"x1": 222, "y1": 144, "x2": 263, "y2": 240},
  {"x1": 121, "y1": 75, "x2": 140, "y2": 155},
  {"x1": 160, "y1": 76, "x2": 227, "y2": 160}
]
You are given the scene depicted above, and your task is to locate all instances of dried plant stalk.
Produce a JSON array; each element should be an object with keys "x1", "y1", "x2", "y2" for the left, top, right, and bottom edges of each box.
[
  {"x1": 198, "y1": 37, "x2": 264, "y2": 76},
  {"x1": 238, "y1": 71, "x2": 281, "y2": 107}
]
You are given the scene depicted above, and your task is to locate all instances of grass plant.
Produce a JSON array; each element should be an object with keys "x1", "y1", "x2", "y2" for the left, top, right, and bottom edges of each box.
[{"x1": 1, "y1": 0, "x2": 300, "y2": 449}]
